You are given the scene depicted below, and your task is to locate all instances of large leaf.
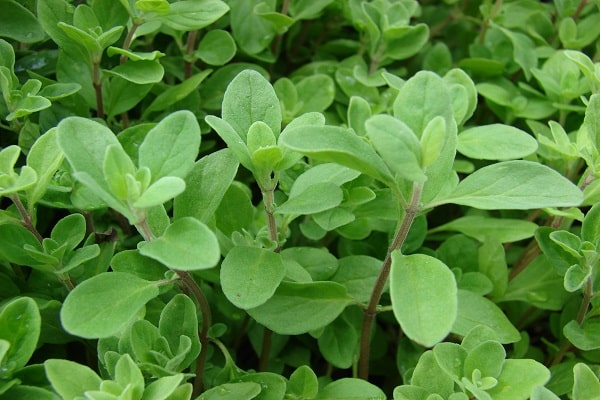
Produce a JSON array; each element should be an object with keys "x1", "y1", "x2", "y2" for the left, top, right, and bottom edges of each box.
[
  {"x1": 431, "y1": 160, "x2": 583, "y2": 209},
  {"x1": 45, "y1": 359, "x2": 102, "y2": 399},
  {"x1": 0, "y1": 297, "x2": 40, "y2": 371},
  {"x1": 452, "y1": 290, "x2": 520, "y2": 343},
  {"x1": 138, "y1": 110, "x2": 201, "y2": 182},
  {"x1": 390, "y1": 252, "x2": 458, "y2": 347},
  {"x1": 429, "y1": 216, "x2": 538, "y2": 243},
  {"x1": 487, "y1": 359, "x2": 550, "y2": 400},
  {"x1": 60, "y1": 272, "x2": 159, "y2": 338},
  {"x1": 153, "y1": 0, "x2": 229, "y2": 31},
  {"x1": 174, "y1": 149, "x2": 239, "y2": 222},
  {"x1": 247, "y1": 281, "x2": 352, "y2": 335},
  {"x1": 220, "y1": 246, "x2": 285, "y2": 309},
  {"x1": 457, "y1": 124, "x2": 538, "y2": 160},
  {"x1": 279, "y1": 125, "x2": 393, "y2": 185},
  {"x1": 222, "y1": 69, "x2": 282, "y2": 138},
  {"x1": 138, "y1": 217, "x2": 220, "y2": 271}
]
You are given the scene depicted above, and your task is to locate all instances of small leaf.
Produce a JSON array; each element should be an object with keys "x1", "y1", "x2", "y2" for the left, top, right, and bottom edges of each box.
[
  {"x1": 138, "y1": 217, "x2": 220, "y2": 271},
  {"x1": 104, "y1": 60, "x2": 164, "y2": 84},
  {"x1": 247, "y1": 281, "x2": 351, "y2": 335},
  {"x1": 563, "y1": 319, "x2": 600, "y2": 351},
  {"x1": 564, "y1": 264, "x2": 591, "y2": 292},
  {"x1": 197, "y1": 382, "x2": 261, "y2": 400},
  {"x1": 133, "y1": 176, "x2": 186, "y2": 208},
  {"x1": 220, "y1": 246, "x2": 285, "y2": 309},
  {"x1": 287, "y1": 365, "x2": 318, "y2": 399},
  {"x1": 457, "y1": 124, "x2": 538, "y2": 160},
  {"x1": 152, "y1": 0, "x2": 229, "y2": 31},
  {"x1": 582, "y1": 203, "x2": 600, "y2": 246},
  {"x1": 464, "y1": 341, "x2": 505, "y2": 379},
  {"x1": 60, "y1": 272, "x2": 159, "y2": 338},
  {"x1": 195, "y1": 29, "x2": 236, "y2": 66},
  {"x1": 390, "y1": 252, "x2": 458, "y2": 347},
  {"x1": 433, "y1": 161, "x2": 583, "y2": 210},
  {"x1": 25, "y1": 128, "x2": 64, "y2": 208}
]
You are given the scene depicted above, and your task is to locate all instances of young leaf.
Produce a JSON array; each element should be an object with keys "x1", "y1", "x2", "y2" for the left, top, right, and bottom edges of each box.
[
  {"x1": 390, "y1": 252, "x2": 458, "y2": 347},
  {"x1": 247, "y1": 281, "x2": 352, "y2": 335},
  {"x1": 287, "y1": 365, "x2": 319, "y2": 399},
  {"x1": 25, "y1": 128, "x2": 64, "y2": 209},
  {"x1": 132, "y1": 176, "x2": 186, "y2": 209},
  {"x1": 0, "y1": 297, "x2": 40, "y2": 371},
  {"x1": 432, "y1": 161, "x2": 583, "y2": 210},
  {"x1": 138, "y1": 110, "x2": 201, "y2": 182},
  {"x1": 138, "y1": 217, "x2": 220, "y2": 271},
  {"x1": 158, "y1": 294, "x2": 200, "y2": 369},
  {"x1": 581, "y1": 203, "x2": 600, "y2": 246},
  {"x1": 173, "y1": 149, "x2": 239, "y2": 222},
  {"x1": 60, "y1": 272, "x2": 159, "y2": 338},
  {"x1": 463, "y1": 341, "x2": 506, "y2": 379},
  {"x1": 457, "y1": 124, "x2": 538, "y2": 160},
  {"x1": 220, "y1": 246, "x2": 285, "y2": 309}
]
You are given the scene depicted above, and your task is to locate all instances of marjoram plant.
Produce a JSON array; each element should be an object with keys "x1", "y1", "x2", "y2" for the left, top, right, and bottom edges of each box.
[{"x1": 2, "y1": 0, "x2": 600, "y2": 399}]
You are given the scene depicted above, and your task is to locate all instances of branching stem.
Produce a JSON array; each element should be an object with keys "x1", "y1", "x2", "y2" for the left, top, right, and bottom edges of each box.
[{"x1": 358, "y1": 182, "x2": 423, "y2": 379}]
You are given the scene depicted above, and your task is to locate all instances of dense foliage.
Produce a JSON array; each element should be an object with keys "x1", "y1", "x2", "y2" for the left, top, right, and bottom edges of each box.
[{"x1": 1, "y1": 0, "x2": 600, "y2": 399}]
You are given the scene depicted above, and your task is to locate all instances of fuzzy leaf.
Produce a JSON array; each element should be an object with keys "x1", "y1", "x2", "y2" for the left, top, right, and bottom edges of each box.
[
  {"x1": 457, "y1": 124, "x2": 538, "y2": 160},
  {"x1": 0, "y1": 297, "x2": 40, "y2": 372}
]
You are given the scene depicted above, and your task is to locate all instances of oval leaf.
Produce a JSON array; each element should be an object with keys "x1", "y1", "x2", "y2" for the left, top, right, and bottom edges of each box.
[
  {"x1": 60, "y1": 272, "x2": 159, "y2": 338},
  {"x1": 435, "y1": 160, "x2": 583, "y2": 210},
  {"x1": 457, "y1": 124, "x2": 538, "y2": 160},
  {"x1": 390, "y1": 252, "x2": 458, "y2": 347},
  {"x1": 247, "y1": 281, "x2": 351, "y2": 335},
  {"x1": 138, "y1": 217, "x2": 220, "y2": 271},
  {"x1": 220, "y1": 246, "x2": 285, "y2": 309}
]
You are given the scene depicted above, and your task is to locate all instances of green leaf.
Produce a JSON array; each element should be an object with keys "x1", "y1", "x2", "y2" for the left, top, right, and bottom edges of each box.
[
  {"x1": 457, "y1": 124, "x2": 538, "y2": 160},
  {"x1": 365, "y1": 114, "x2": 425, "y2": 182},
  {"x1": 60, "y1": 272, "x2": 159, "y2": 338},
  {"x1": 45, "y1": 359, "x2": 102, "y2": 399},
  {"x1": 195, "y1": 29, "x2": 236, "y2": 66},
  {"x1": 432, "y1": 342, "x2": 467, "y2": 382},
  {"x1": 114, "y1": 354, "x2": 144, "y2": 399},
  {"x1": 564, "y1": 264, "x2": 591, "y2": 293},
  {"x1": 411, "y1": 350, "x2": 455, "y2": 398},
  {"x1": 287, "y1": 365, "x2": 318, "y2": 399},
  {"x1": 315, "y1": 378, "x2": 385, "y2": 400},
  {"x1": 103, "y1": 144, "x2": 137, "y2": 200},
  {"x1": 247, "y1": 281, "x2": 351, "y2": 335},
  {"x1": 25, "y1": 128, "x2": 64, "y2": 208},
  {"x1": 279, "y1": 125, "x2": 393, "y2": 185},
  {"x1": 197, "y1": 382, "x2": 261, "y2": 400},
  {"x1": 429, "y1": 216, "x2": 538, "y2": 243},
  {"x1": 104, "y1": 60, "x2": 164, "y2": 84},
  {"x1": 159, "y1": 294, "x2": 200, "y2": 370},
  {"x1": 288, "y1": 0, "x2": 334, "y2": 20},
  {"x1": 280, "y1": 247, "x2": 338, "y2": 281},
  {"x1": 220, "y1": 246, "x2": 285, "y2": 309},
  {"x1": 174, "y1": 149, "x2": 239, "y2": 222},
  {"x1": 487, "y1": 359, "x2": 550, "y2": 400},
  {"x1": 205, "y1": 116, "x2": 253, "y2": 171},
  {"x1": 563, "y1": 319, "x2": 600, "y2": 351},
  {"x1": 0, "y1": 297, "x2": 40, "y2": 371},
  {"x1": 142, "y1": 374, "x2": 185, "y2": 400},
  {"x1": 235, "y1": 372, "x2": 287, "y2": 400},
  {"x1": 222, "y1": 69, "x2": 282, "y2": 138},
  {"x1": 433, "y1": 161, "x2": 583, "y2": 210},
  {"x1": 296, "y1": 74, "x2": 335, "y2": 114},
  {"x1": 133, "y1": 176, "x2": 186, "y2": 208},
  {"x1": 582, "y1": 203, "x2": 600, "y2": 246},
  {"x1": 453, "y1": 290, "x2": 520, "y2": 343},
  {"x1": 51, "y1": 214, "x2": 86, "y2": 252},
  {"x1": 138, "y1": 217, "x2": 220, "y2": 271},
  {"x1": 0, "y1": 0, "x2": 46, "y2": 43},
  {"x1": 138, "y1": 110, "x2": 201, "y2": 182},
  {"x1": 152, "y1": 0, "x2": 229, "y2": 31},
  {"x1": 572, "y1": 362, "x2": 600, "y2": 400},
  {"x1": 464, "y1": 341, "x2": 505, "y2": 379},
  {"x1": 276, "y1": 182, "x2": 343, "y2": 215},
  {"x1": 318, "y1": 314, "x2": 358, "y2": 369},
  {"x1": 0, "y1": 223, "x2": 45, "y2": 267},
  {"x1": 143, "y1": 70, "x2": 211, "y2": 117},
  {"x1": 331, "y1": 255, "x2": 383, "y2": 303},
  {"x1": 390, "y1": 252, "x2": 458, "y2": 347}
]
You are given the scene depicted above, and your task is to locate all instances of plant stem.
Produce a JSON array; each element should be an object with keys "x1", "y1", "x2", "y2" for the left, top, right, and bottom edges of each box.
[
  {"x1": 178, "y1": 270, "x2": 212, "y2": 396},
  {"x1": 477, "y1": 0, "x2": 503, "y2": 44},
  {"x1": 358, "y1": 182, "x2": 423, "y2": 379},
  {"x1": 184, "y1": 30, "x2": 198, "y2": 79},
  {"x1": 10, "y1": 195, "x2": 43, "y2": 243},
  {"x1": 92, "y1": 61, "x2": 104, "y2": 119}
]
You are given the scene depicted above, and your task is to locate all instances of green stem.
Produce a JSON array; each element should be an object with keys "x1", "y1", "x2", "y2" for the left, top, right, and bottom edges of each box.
[
  {"x1": 92, "y1": 61, "x2": 104, "y2": 119},
  {"x1": 477, "y1": 0, "x2": 503, "y2": 44},
  {"x1": 358, "y1": 182, "x2": 423, "y2": 379}
]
